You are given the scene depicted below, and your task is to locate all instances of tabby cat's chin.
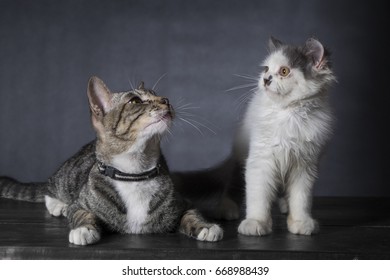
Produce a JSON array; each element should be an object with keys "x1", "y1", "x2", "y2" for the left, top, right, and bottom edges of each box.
[{"x1": 144, "y1": 112, "x2": 172, "y2": 134}]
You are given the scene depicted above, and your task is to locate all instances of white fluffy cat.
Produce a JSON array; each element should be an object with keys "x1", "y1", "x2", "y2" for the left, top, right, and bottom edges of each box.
[
  {"x1": 172, "y1": 36, "x2": 335, "y2": 235},
  {"x1": 230, "y1": 37, "x2": 336, "y2": 236}
]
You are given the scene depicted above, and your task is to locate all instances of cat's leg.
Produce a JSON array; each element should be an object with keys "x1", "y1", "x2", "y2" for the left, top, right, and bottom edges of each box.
[
  {"x1": 67, "y1": 204, "x2": 101, "y2": 245},
  {"x1": 238, "y1": 155, "x2": 276, "y2": 236},
  {"x1": 286, "y1": 169, "x2": 319, "y2": 235},
  {"x1": 45, "y1": 195, "x2": 68, "y2": 217},
  {"x1": 179, "y1": 209, "x2": 223, "y2": 242},
  {"x1": 214, "y1": 190, "x2": 240, "y2": 220}
]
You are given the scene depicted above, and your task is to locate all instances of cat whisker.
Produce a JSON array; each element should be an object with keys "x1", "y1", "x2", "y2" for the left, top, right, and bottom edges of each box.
[
  {"x1": 235, "y1": 93, "x2": 251, "y2": 110},
  {"x1": 152, "y1": 73, "x2": 168, "y2": 91},
  {"x1": 175, "y1": 103, "x2": 200, "y2": 111},
  {"x1": 128, "y1": 78, "x2": 135, "y2": 91},
  {"x1": 164, "y1": 121, "x2": 174, "y2": 137},
  {"x1": 161, "y1": 123, "x2": 173, "y2": 144},
  {"x1": 233, "y1": 87, "x2": 258, "y2": 115},
  {"x1": 225, "y1": 73, "x2": 259, "y2": 94},
  {"x1": 170, "y1": 98, "x2": 199, "y2": 111},
  {"x1": 233, "y1": 73, "x2": 259, "y2": 81},
  {"x1": 172, "y1": 120, "x2": 186, "y2": 133},
  {"x1": 221, "y1": 73, "x2": 259, "y2": 115},
  {"x1": 176, "y1": 112, "x2": 218, "y2": 135},
  {"x1": 174, "y1": 97, "x2": 186, "y2": 106},
  {"x1": 175, "y1": 107, "x2": 218, "y2": 133},
  {"x1": 183, "y1": 117, "x2": 217, "y2": 135},
  {"x1": 170, "y1": 97, "x2": 218, "y2": 136},
  {"x1": 225, "y1": 82, "x2": 258, "y2": 92},
  {"x1": 178, "y1": 117, "x2": 205, "y2": 136}
]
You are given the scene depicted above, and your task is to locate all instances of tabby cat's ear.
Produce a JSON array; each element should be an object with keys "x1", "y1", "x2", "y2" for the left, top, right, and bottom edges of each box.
[
  {"x1": 268, "y1": 36, "x2": 283, "y2": 52},
  {"x1": 87, "y1": 76, "x2": 112, "y2": 120},
  {"x1": 304, "y1": 38, "x2": 325, "y2": 69},
  {"x1": 137, "y1": 81, "x2": 145, "y2": 90}
]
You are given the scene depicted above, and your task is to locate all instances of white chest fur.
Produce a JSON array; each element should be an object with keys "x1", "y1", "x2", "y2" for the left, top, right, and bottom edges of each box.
[
  {"x1": 113, "y1": 180, "x2": 159, "y2": 234},
  {"x1": 235, "y1": 92, "x2": 332, "y2": 177},
  {"x1": 245, "y1": 94, "x2": 331, "y2": 149}
]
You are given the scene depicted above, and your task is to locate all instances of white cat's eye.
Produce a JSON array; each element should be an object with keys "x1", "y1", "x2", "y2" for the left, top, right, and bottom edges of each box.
[
  {"x1": 263, "y1": 66, "x2": 269, "y2": 73},
  {"x1": 128, "y1": 96, "x2": 143, "y2": 104},
  {"x1": 279, "y1": 66, "x2": 290, "y2": 77}
]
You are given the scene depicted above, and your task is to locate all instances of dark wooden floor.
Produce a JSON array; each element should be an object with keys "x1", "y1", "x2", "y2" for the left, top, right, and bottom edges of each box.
[{"x1": 1, "y1": 197, "x2": 390, "y2": 260}]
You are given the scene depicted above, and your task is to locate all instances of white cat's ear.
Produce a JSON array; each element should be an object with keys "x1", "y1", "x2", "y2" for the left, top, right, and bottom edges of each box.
[
  {"x1": 305, "y1": 38, "x2": 325, "y2": 69},
  {"x1": 87, "y1": 76, "x2": 112, "y2": 119},
  {"x1": 268, "y1": 36, "x2": 283, "y2": 52}
]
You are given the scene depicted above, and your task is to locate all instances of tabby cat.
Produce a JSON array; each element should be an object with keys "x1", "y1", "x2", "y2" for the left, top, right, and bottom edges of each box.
[{"x1": 0, "y1": 76, "x2": 223, "y2": 245}]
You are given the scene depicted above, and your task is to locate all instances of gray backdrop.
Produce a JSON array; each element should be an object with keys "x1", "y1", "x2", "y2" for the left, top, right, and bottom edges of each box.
[{"x1": 0, "y1": 0, "x2": 386, "y2": 196}]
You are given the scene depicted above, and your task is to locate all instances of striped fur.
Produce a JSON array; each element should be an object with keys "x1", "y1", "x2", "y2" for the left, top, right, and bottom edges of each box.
[
  {"x1": 0, "y1": 177, "x2": 47, "y2": 202},
  {"x1": 0, "y1": 76, "x2": 223, "y2": 245}
]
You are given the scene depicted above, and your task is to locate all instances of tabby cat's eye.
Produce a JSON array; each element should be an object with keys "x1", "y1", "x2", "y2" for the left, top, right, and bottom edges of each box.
[
  {"x1": 279, "y1": 66, "x2": 290, "y2": 77},
  {"x1": 128, "y1": 96, "x2": 143, "y2": 104},
  {"x1": 263, "y1": 66, "x2": 269, "y2": 73}
]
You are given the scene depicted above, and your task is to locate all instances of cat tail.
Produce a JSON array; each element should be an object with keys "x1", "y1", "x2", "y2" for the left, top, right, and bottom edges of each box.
[
  {"x1": 0, "y1": 176, "x2": 47, "y2": 202},
  {"x1": 171, "y1": 155, "x2": 244, "y2": 220}
]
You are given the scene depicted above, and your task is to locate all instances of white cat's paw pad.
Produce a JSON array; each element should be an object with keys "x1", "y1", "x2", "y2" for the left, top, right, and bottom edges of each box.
[
  {"x1": 238, "y1": 218, "x2": 272, "y2": 236},
  {"x1": 214, "y1": 197, "x2": 240, "y2": 220},
  {"x1": 45, "y1": 196, "x2": 68, "y2": 217},
  {"x1": 197, "y1": 225, "x2": 223, "y2": 242},
  {"x1": 69, "y1": 227, "x2": 100, "y2": 246},
  {"x1": 287, "y1": 218, "x2": 319, "y2": 235}
]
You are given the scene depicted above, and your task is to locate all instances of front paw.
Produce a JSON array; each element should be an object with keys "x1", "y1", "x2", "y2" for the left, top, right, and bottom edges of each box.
[
  {"x1": 69, "y1": 226, "x2": 101, "y2": 245},
  {"x1": 287, "y1": 216, "x2": 319, "y2": 235},
  {"x1": 238, "y1": 218, "x2": 272, "y2": 236},
  {"x1": 45, "y1": 195, "x2": 68, "y2": 217},
  {"x1": 197, "y1": 224, "x2": 224, "y2": 242}
]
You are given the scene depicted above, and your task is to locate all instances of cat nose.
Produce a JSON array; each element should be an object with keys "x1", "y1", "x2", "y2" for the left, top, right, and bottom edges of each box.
[
  {"x1": 263, "y1": 75, "x2": 273, "y2": 86},
  {"x1": 160, "y1": 98, "x2": 169, "y2": 105}
]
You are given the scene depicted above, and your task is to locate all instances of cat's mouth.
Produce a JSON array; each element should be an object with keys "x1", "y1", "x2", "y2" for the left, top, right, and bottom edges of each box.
[
  {"x1": 264, "y1": 86, "x2": 284, "y2": 96},
  {"x1": 159, "y1": 111, "x2": 173, "y2": 123},
  {"x1": 146, "y1": 110, "x2": 173, "y2": 129},
  {"x1": 264, "y1": 87, "x2": 277, "y2": 94}
]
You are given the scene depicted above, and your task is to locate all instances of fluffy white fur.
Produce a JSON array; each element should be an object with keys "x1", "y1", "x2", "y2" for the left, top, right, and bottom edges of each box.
[{"x1": 236, "y1": 38, "x2": 335, "y2": 236}]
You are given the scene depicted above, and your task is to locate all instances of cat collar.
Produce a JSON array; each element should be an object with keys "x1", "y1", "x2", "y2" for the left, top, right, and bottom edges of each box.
[{"x1": 97, "y1": 161, "x2": 161, "y2": 182}]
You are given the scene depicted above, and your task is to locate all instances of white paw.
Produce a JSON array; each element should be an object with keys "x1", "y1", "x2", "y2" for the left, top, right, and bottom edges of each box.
[
  {"x1": 238, "y1": 218, "x2": 272, "y2": 236},
  {"x1": 45, "y1": 195, "x2": 68, "y2": 217},
  {"x1": 196, "y1": 224, "x2": 224, "y2": 242},
  {"x1": 214, "y1": 197, "x2": 240, "y2": 220},
  {"x1": 287, "y1": 216, "x2": 319, "y2": 235},
  {"x1": 69, "y1": 227, "x2": 101, "y2": 245},
  {"x1": 278, "y1": 197, "x2": 289, "y2": 214}
]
